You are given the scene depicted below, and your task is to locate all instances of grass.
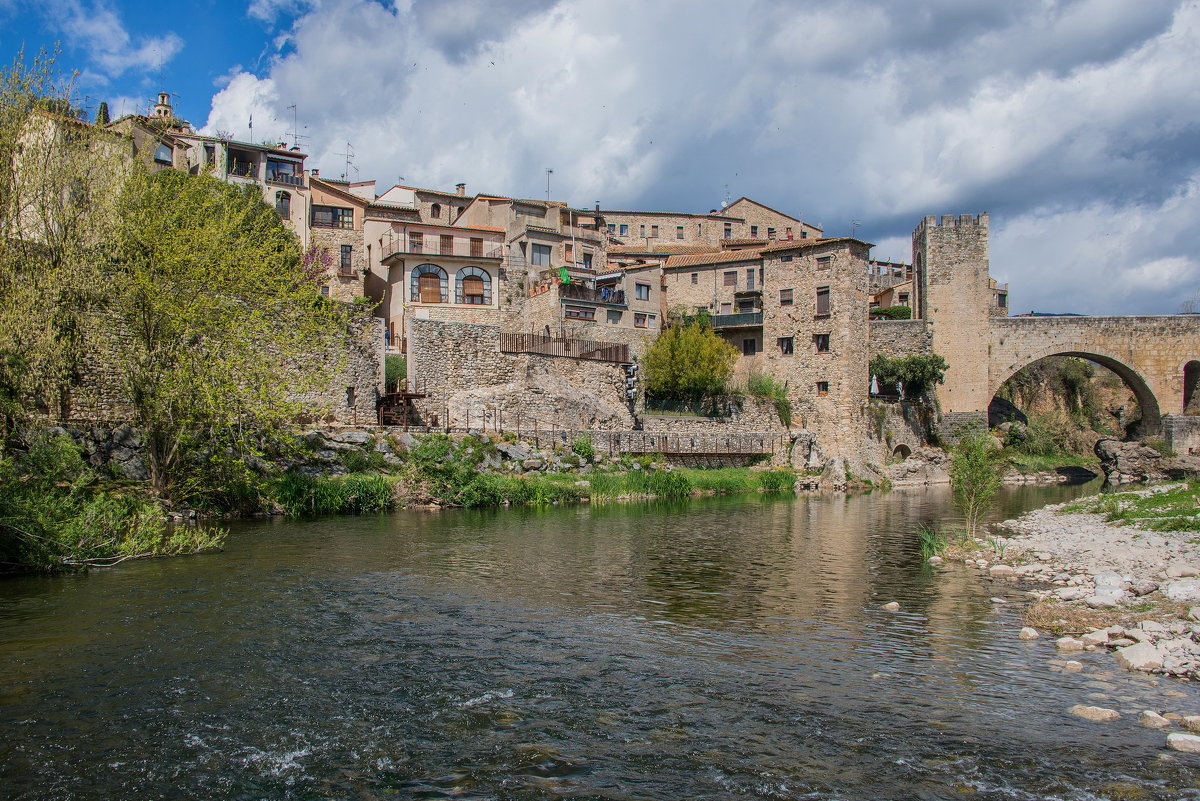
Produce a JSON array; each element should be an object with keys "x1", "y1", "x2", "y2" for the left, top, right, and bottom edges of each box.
[
  {"x1": 1058, "y1": 480, "x2": 1200, "y2": 532},
  {"x1": 1023, "y1": 599, "x2": 1196, "y2": 635},
  {"x1": 999, "y1": 448, "x2": 1099, "y2": 473},
  {"x1": 917, "y1": 524, "x2": 949, "y2": 558}
]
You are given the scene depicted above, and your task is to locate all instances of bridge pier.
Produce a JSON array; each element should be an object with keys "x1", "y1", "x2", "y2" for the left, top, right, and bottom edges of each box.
[{"x1": 1163, "y1": 414, "x2": 1200, "y2": 456}]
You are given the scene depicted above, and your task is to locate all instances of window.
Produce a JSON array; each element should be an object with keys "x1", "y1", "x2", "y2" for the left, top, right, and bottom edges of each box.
[
  {"x1": 742, "y1": 338, "x2": 757, "y2": 356},
  {"x1": 531, "y1": 243, "x2": 551, "y2": 266},
  {"x1": 639, "y1": 224, "x2": 646, "y2": 237},
  {"x1": 565, "y1": 305, "x2": 596, "y2": 320},
  {"x1": 411, "y1": 264, "x2": 448, "y2": 303},
  {"x1": 814, "y1": 333, "x2": 830, "y2": 352},
  {"x1": 439, "y1": 234, "x2": 453, "y2": 255},
  {"x1": 619, "y1": 224, "x2": 629, "y2": 236},
  {"x1": 720, "y1": 302, "x2": 732, "y2": 314},
  {"x1": 470, "y1": 237, "x2": 484, "y2": 257},
  {"x1": 785, "y1": 227, "x2": 793, "y2": 239},
  {"x1": 691, "y1": 273, "x2": 698, "y2": 284},
  {"x1": 723, "y1": 222, "x2": 732, "y2": 239},
  {"x1": 737, "y1": 298, "x2": 756, "y2": 312},
  {"x1": 778, "y1": 337, "x2": 794, "y2": 355},
  {"x1": 800, "y1": 230, "x2": 808, "y2": 239},
  {"x1": 816, "y1": 381, "x2": 829, "y2": 395},
  {"x1": 430, "y1": 203, "x2": 441, "y2": 219},
  {"x1": 583, "y1": 252, "x2": 593, "y2": 269},
  {"x1": 455, "y1": 266, "x2": 492, "y2": 304},
  {"x1": 997, "y1": 292, "x2": 1008, "y2": 308},
  {"x1": 635, "y1": 282, "x2": 650, "y2": 301},
  {"x1": 816, "y1": 255, "x2": 832, "y2": 269},
  {"x1": 154, "y1": 143, "x2": 172, "y2": 164},
  {"x1": 723, "y1": 271, "x2": 737, "y2": 287},
  {"x1": 745, "y1": 268, "x2": 755, "y2": 291},
  {"x1": 750, "y1": 225, "x2": 759, "y2": 237},
  {"x1": 606, "y1": 309, "x2": 622, "y2": 324},
  {"x1": 651, "y1": 225, "x2": 659, "y2": 238},
  {"x1": 312, "y1": 205, "x2": 353, "y2": 229},
  {"x1": 781, "y1": 254, "x2": 793, "y2": 262},
  {"x1": 634, "y1": 312, "x2": 649, "y2": 328},
  {"x1": 780, "y1": 288, "x2": 793, "y2": 306},
  {"x1": 409, "y1": 232, "x2": 423, "y2": 252},
  {"x1": 676, "y1": 225, "x2": 684, "y2": 240},
  {"x1": 340, "y1": 245, "x2": 353, "y2": 274},
  {"x1": 266, "y1": 159, "x2": 298, "y2": 183},
  {"x1": 607, "y1": 224, "x2": 616, "y2": 234},
  {"x1": 320, "y1": 285, "x2": 329, "y2": 296},
  {"x1": 564, "y1": 243, "x2": 573, "y2": 262},
  {"x1": 898, "y1": 292, "x2": 910, "y2": 306},
  {"x1": 767, "y1": 227, "x2": 776, "y2": 239},
  {"x1": 816, "y1": 286, "x2": 830, "y2": 316},
  {"x1": 275, "y1": 191, "x2": 291, "y2": 218}
]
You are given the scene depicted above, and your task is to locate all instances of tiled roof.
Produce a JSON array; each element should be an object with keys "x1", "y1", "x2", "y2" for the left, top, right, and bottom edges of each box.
[
  {"x1": 663, "y1": 250, "x2": 764, "y2": 269},
  {"x1": 719, "y1": 238, "x2": 769, "y2": 247},
  {"x1": 759, "y1": 236, "x2": 873, "y2": 252},
  {"x1": 600, "y1": 209, "x2": 744, "y2": 222},
  {"x1": 607, "y1": 244, "x2": 720, "y2": 255}
]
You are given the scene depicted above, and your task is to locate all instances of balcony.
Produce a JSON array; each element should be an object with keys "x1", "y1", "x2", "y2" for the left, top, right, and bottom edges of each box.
[
  {"x1": 710, "y1": 311, "x2": 763, "y2": 328},
  {"x1": 228, "y1": 161, "x2": 258, "y2": 178},
  {"x1": 559, "y1": 282, "x2": 626, "y2": 306},
  {"x1": 266, "y1": 171, "x2": 304, "y2": 187}
]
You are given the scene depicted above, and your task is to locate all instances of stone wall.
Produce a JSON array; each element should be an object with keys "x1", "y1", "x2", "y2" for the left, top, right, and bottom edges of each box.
[
  {"x1": 868, "y1": 319, "x2": 932, "y2": 359},
  {"x1": 1163, "y1": 414, "x2": 1200, "y2": 456},
  {"x1": 723, "y1": 198, "x2": 821, "y2": 240},
  {"x1": 312, "y1": 227, "x2": 368, "y2": 303},
  {"x1": 640, "y1": 396, "x2": 785, "y2": 434}
]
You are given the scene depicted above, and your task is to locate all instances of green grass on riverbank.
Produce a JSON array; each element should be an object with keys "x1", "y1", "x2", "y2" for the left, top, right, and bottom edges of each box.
[
  {"x1": 1059, "y1": 480, "x2": 1200, "y2": 532},
  {"x1": 999, "y1": 448, "x2": 1100, "y2": 474}
]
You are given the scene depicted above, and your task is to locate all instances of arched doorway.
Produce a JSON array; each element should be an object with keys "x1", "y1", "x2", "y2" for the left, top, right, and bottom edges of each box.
[
  {"x1": 892, "y1": 444, "x2": 912, "y2": 459},
  {"x1": 1184, "y1": 361, "x2": 1200, "y2": 414}
]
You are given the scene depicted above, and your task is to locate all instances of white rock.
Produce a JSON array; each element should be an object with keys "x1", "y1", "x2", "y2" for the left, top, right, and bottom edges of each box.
[
  {"x1": 1080, "y1": 630, "x2": 1110, "y2": 647},
  {"x1": 1085, "y1": 588, "x2": 1126, "y2": 608},
  {"x1": 1166, "y1": 563, "x2": 1200, "y2": 579},
  {"x1": 1115, "y1": 642, "x2": 1164, "y2": 672},
  {"x1": 990, "y1": 564, "x2": 1015, "y2": 578},
  {"x1": 1183, "y1": 716, "x2": 1200, "y2": 734},
  {"x1": 1057, "y1": 587, "x2": 1090, "y2": 601},
  {"x1": 927, "y1": 556, "x2": 944, "y2": 566},
  {"x1": 1167, "y1": 733, "x2": 1200, "y2": 754},
  {"x1": 990, "y1": 597, "x2": 1007, "y2": 604},
  {"x1": 1056, "y1": 636, "x2": 1085, "y2": 651},
  {"x1": 1139, "y1": 620, "x2": 1168, "y2": 634},
  {"x1": 1063, "y1": 660, "x2": 1084, "y2": 672},
  {"x1": 1094, "y1": 571, "x2": 1127, "y2": 588},
  {"x1": 1069, "y1": 704, "x2": 1121, "y2": 722},
  {"x1": 1189, "y1": 607, "x2": 1200, "y2": 622},
  {"x1": 1140, "y1": 710, "x2": 1173, "y2": 729},
  {"x1": 1018, "y1": 627, "x2": 1040, "y2": 640},
  {"x1": 1165, "y1": 579, "x2": 1200, "y2": 603},
  {"x1": 882, "y1": 601, "x2": 901, "y2": 611}
]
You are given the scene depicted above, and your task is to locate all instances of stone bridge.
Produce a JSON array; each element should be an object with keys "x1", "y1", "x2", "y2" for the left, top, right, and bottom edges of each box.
[{"x1": 939, "y1": 314, "x2": 1200, "y2": 447}]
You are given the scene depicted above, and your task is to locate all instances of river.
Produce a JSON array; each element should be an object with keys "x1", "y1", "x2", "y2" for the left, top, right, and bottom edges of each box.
[{"x1": 2, "y1": 481, "x2": 1199, "y2": 800}]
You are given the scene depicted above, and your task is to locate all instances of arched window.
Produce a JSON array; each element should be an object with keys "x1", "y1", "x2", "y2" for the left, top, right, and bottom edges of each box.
[
  {"x1": 430, "y1": 203, "x2": 441, "y2": 219},
  {"x1": 275, "y1": 191, "x2": 291, "y2": 219},
  {"x1": 455, "y1": 267, "x2": 492, "y2": 305},
  {"x1": 411, "y1": 264, "x2": 448, "y2": 303}
]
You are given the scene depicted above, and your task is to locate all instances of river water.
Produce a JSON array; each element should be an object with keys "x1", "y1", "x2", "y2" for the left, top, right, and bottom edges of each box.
[{"x1": 3, "y1": 481, "x2": 1199, "y2": 800}]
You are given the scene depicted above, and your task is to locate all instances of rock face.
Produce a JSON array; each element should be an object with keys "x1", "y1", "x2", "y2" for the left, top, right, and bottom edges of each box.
[
  {"x1": 1069, "y1": 704, "x2": 1121, "y2": 722},
  {"x1": 1095, "y1": 438, "x2": 1200, "y2": 484},
  {"x1": 883, "y1": 446, "x2": 950, "y2": 486}
]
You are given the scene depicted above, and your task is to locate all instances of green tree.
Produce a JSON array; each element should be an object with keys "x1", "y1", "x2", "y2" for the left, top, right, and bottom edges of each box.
[
  {"x1": 870, "y1": 353, "x2": 948, "y2": 399},
  {"x1": 104, "y1": 168, "x2": 349, "y2": 496},
  {"x1": 949, "y1": 426, "x2": 1002, "y2": 539},
  {"x1": 94, "y1": 100, "x2": 109, "y2": 125},
  {"x1": 642, "y1": 319, "x2": 738, "y2": 401}
]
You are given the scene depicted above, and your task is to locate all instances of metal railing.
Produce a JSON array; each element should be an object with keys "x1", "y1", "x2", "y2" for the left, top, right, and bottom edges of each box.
[
  {"x1": 266, "y1": 172, "x2": 303, "y2": 186},
  {"x1": 382, "y1": 233, "x2": 504, "y2": 260},
  {"x1": 710, "y1": 311, "x2": 763, "y2": 328},
  {"x1": 559, "y1": 283, "x2": 627, "y2": 305},
  {"x1": 499, "y1": 332, "x2": 629, "y2": 363}
]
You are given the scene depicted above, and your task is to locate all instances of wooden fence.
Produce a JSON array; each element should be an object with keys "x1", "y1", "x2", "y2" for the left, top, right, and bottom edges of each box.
[{"x1": 498, "y1": 332, "x2": 629, "y2": 363}]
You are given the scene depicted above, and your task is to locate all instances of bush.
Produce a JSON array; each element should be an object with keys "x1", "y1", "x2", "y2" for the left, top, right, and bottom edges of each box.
[
  {"x1": 950, "y1": 427, "x2": 1002, "y2": 539},
  {"x1": 572, "y1": 434, "x2": 595, "y2": 462},
  {"x1": 870, "y1": 353, "x2": 948, "y2": 399},
  {"x1": 871, "y1": 305, "x2": 912, "y2": 320},
  {"x1": 642, "y1": 319, "x2": 738, "y2": 400},
  {"x1": 274, "y1": 471, "x2": 394, "y2": 516},
  {"x1": 746, "y1": 372, "x2": 793, "y2": 427},
  {"x1": 385, "y1": 354, "x2": 407, "y2": 390},
  {"x1": 757, "y1": 469, "x2": 795, "y2": 491}
]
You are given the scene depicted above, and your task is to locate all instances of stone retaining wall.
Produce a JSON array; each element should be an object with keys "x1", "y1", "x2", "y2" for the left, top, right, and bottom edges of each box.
[
  {"x1": 868, "y1": 319, "x2": 933, "y2": 359},
  {"x1": 640, "y1": 396, "x2": 785, "y2": 434}
]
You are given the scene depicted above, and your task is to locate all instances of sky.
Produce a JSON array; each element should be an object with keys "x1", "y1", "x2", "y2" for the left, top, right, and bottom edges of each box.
[{"x1": 2, "y1": 0, "x2": 1199, "y2": 315}]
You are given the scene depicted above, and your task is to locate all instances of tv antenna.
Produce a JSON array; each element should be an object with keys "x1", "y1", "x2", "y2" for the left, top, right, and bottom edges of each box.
[
  {"x1": 335, "y1": 141, "x2": 357, "y2": 181},
  {"x1": 546, "y1": 168, "x2": 553, "y2": 202},
  {"x1": 851, "y1": 219, "x2": 862, "y2": 238},
  {"x1": 285, "y1": 104, "x2": 309, "y2": 150},
  {"x1": 721, "y1": 185, "x2": 731, "y2": 209}
]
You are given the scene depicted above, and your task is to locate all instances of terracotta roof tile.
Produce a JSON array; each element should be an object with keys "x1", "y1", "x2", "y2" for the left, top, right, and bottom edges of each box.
[{"x1": 663, "y1": 250, "x2": 764, "y2": 269}]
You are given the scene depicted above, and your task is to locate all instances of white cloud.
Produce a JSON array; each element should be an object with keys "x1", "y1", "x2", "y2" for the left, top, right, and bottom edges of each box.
[
  {"x1": 202, "y1": 0, "x2": 1200, "y2": 312},
  {"x1": 48, "y1": 0, "x2": 182, "y2": 78}
]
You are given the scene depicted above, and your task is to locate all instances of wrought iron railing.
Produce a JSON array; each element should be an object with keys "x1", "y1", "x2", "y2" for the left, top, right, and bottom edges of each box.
[
  {"x1": 709, "y1": 311, "x2": 763, "y2": 327},
  {"x1": 499, "y1": 332, "x2": 628, "y2": 363}
]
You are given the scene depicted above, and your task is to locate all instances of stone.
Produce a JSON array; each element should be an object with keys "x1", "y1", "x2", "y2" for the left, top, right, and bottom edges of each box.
[
  {"x1": 1183, "y1": 716, "x2": 1200, "y2": 734},
  {"x1": 1166, "y1": 563, "x2": 1200, "y2": 579},
  {"x1": 1130, "y1": 579, "x2": 1159, "y2": 597},
  {"x1": 1085, "y1": 588, "x2": 1126, "y2": 608},
  {"x1": 1063, "y1": 660, "x2": 1084, "y2": 672},
  {"x1": 990, "y1": 597, "x2": 1007, "y2": 604},
  {"x1": 1167, "y1": 734, "x2": 1200, "y2": 754},
  {"x1": 1139, "y1": 621, "x2": 1168, "y2": 634},
  {"x1": 1114, "y1": 642, "x2": 1163, "y2": 672},
  {"x1": 1164, "y1": 579, "x2": 1200, "y2": 604},
  {"x1": 1069, "y1": 704, "x2": 1120, "y2": 722},
  {"x1": 1018, "y1": 627, "x2": 1040, "y2": 640},
  {"x1": 1056, "y1": 587, "x2": 1090, "y2": 601},
  {"x1": 989, "y1": 564, "x2": 1015, "y2": 578},
  {"x1": 927, "y1": 556, "x2": 944, "y2": 566},
  {"x1": 1140, "y1": 710, "x2": 1173, "y2": 729},
  {"x1": 881, "y1": 602, "x2": 901, "y2": 611},
  {"x1": 325, "y1": 430, "x2": 372, "y2": 446},
  {"x1": 1080, "y1": 630, "x2": 1109, "y2": 647},
  {"x1": 1093, "y1": 571, "x2": 1127, "y2": 588},
  {"x1": 1056, "y1": 637, "x2": 1085, "y2": 651},
  {"x1": 521, "y1": 458, "x2": 545, "y2": 471},
  {"x1": 1189, "y1": 607, "x2": 1200, "y2": 622}
]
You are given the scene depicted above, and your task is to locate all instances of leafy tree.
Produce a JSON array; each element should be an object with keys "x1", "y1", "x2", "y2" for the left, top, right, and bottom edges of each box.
[
  {"x1": 949, "y1": 426, "x2": 1002, "y2": 540},
  {"x1": 104, "y1": 168, "x2": 349, "y2": 496},
  {"x1": 870, "y1": 353, "x2": 948, "y2": 399},
  {"x1": 642, "y1": 319, "x2": 737, "y2": 401}
]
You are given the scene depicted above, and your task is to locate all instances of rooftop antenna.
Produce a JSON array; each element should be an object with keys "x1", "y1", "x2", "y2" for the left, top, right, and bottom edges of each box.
[
  {"x1": 285, "y1": 104, "x2": 310, "y2": 150},
  {"x1": 546, "y1": 168, "x2": 553, "y2": 202},
  {"x1": 335, "y1": 141, "x2": 356, "y2": 181},
  {"x1": 850, "y1": 220, "x2": 861, "y2": 238}
]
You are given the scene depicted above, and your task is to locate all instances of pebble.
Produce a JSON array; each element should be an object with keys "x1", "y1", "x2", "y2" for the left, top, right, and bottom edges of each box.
[
  {"x1": 1063, "y1": 661, "x2": 1084, "y2": 672},
  {"x1": 1018, "y1": 627, "x2": 1039, "y2": 640},
  {"x1": 1056, "y1": 636, "x2": 1085, "y2": 652},
  {"x1": 881, "y1": 602, "x2": 900, "y2": 612},
  {"x1": 1069, "y1": 704, "x2": 1121, "y2": 722}
]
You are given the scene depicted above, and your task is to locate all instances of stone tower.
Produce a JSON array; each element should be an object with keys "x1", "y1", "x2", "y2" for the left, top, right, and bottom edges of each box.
[
  {"x1": 913, "y1": 213, "x2": 991, "y2": 419},
  {"x1": 152, "y1": 92, "x2": 173, "y2": 120}
]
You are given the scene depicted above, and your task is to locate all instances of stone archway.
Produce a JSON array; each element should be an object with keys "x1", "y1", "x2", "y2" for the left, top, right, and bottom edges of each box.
[
  {"x1": 990, "y1": 350, "x2": 1162, "y2": 437},
  {"x1": 1184, "y1": 361, "x2": 1200, "y2": 414},
  {"x1": 892, "y1": 443, "x2": 912, "y2": 459}
]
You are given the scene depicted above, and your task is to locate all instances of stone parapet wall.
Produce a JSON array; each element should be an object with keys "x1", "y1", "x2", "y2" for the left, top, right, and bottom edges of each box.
[
  {"x1": 1163, "y1": 414, "x2": 1200, "y2": 456},
  {"x1": 868, "y1": 319, "x2": 932, "y2": 359},
  {"x1": 640, "y1": 396, "x2": 784, "y2": 434}
]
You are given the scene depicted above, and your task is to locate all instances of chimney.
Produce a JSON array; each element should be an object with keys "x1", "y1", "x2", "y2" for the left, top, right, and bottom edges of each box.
[
  {"x1": 595, "y1": 202, "x2": 600, "y2": 213},
  {"x1": 455, "y1": 183, "x2": 466, "y2": 196},
  {"x1": 311, "y1": 169, "x2": 319, "y2": 178}
]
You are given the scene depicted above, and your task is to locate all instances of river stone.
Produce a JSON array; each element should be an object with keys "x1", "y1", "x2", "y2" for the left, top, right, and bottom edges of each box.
[
  {"x1": 1081, "y1": 630, "x2": 1110, "y2": 647},
  {"x1": 1190, "y1": 607, "x2": 1200, "y2": 622},
  {"x1": 1057, "y1": 587, "x2": 1090, "y2": 601},
  {"x1": 1019, "y1": 627, "x2": 1040, "y2": 640},
  {"x1": 1085, "y1": 587, "x2": 1126, "y2": 608},
  {"x1": 1166, "y1": 563, "x2": 1200, "y2": 579},
  {"x1": 1094, "y1": 571, "x2": 1127, "y2": 588},
  {"x1": 1140, "y1": 710, "x2": 1173, "y2": 729},
  {"x1": 1167, "y1": 733, "x2": 1200, "y2": 754},
  {"x1": 881, "y1": 602, "x2": 901, "y2": 611},
  {"x1": 1115, "y1": 642, "x2": 1163, "y2": 672},
  {"x1": 1139, "y1": 620, "x2": 1168, "y2": 634},
  {"x1": 1069, "y1": 704, "x2": 1120, "y2": 722},
  {"x1": 1131, "y1": 580, "x2": 1159, "y2": 597},
  {"x1": 1183, "y1": 716, "x2": 1200, "y2": 733},
  {"x1": 989, "y1": 564, "x2": 1016, "y2": 578},
  {"x1": 927, "y1": 556, "x2": 944, "y2": 566},
  {"x1": 1164, "y1": 579, "x2": 1200, "y2": 603},
  {"x1": 1063, "y1": 660, "x2": 1084, "y2": 672},
  {"x1": 1056, "y1": 636, "x2": 1085, "y2": 651}
]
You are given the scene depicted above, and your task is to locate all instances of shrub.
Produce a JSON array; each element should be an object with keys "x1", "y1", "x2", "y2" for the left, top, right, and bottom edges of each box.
[
  {"x1": 757, "y1": 469, "x2": 795, "y2": 492},
  {"x1": 870, "y1": 305, "x2": 912, "y2": 320},
  {"x1": 870, "y1": 353, "x2": 949, "y2": 399},
  {"x1": 384, "y1": 354, "x2": 407, "y2": 390},
  {"x1": 950, "y1": 427, "x2": 1002, "y2": 539},
  {"x1": 746, "y1": 372, "x2": 794, "y2": 427},
  {"x1": 572, "y1": 433, "x2": 596, "y2": 462}
]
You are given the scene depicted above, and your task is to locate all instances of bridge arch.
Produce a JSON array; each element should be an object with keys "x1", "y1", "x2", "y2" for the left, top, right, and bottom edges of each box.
[
  {"x1": 989, "y1": 348, "x2": 1161, "y2": 436},
  {"x1": 1184, "y1": 360, "x2": 1200, "y2": 414}
]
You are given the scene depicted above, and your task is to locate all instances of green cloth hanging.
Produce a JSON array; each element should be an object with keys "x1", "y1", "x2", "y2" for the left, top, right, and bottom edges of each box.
[{"x1": 559, "y1": 266, "x2": 570, "y2": 284}]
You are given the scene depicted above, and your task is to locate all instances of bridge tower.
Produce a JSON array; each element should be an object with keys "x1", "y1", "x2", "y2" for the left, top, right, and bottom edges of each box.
[{"x1": 914, "y1": 213, "x2": 992, "y2": 422}]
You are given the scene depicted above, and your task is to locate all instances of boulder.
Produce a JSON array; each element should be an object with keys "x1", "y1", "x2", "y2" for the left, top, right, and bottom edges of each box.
[
  {"x1": 1164, "y1": 579, "x2": 1200, "y2": 604},
  {"x1": 1189, "y1": 607, "x2": 1200, "y2": 622},
  {"x1": 1095, "y1": 438, "x2": 1200, "y2": 484},
  {"x1": 1056, "y1": 587, "x2": 1090, "y2": 601},
  {"x1": 1166, "y1": 563, "x2": 1200, "y2": 579},
  {"x1": 1114, "y1": 642, "x2": 1163, "y2": 672},
  {"x1": 989, "y1": 564, "x2": 1016, "y2": 578},
  {"x1": 1167, "y1": 734, "x2": 1200, "y2": 754},
  {"x1": 1130, "y1": 579, "x2": 1159, "y2": 597},
  {"x1": 927, "y1": 556, "x2": 944, "y2": 566},
  {"x1": 1069, "y1": 704, "x2": 1120, "y2": 722},
  {"x1": 1093, "y1": 571, "x2": 1127, "y2": 588},
  {"x1": 1080, "y1": 630, "x2": 1109, "y2": 647},
  {"x1": 1140, "y1": 710, "x2": 1173, "y2": 729},
  {"x1": 1085, "y1": 588, "x2": 1126, "y2": 608},
  {"x1": 881, "y1": 601, "x2": 901, "y2": 612},
  {"x1": 324, "y1": 430, "x2": 372, "y2": 446},
  {"x1": 1056, "y1": 636, "x2": 1085, "y2": 651},
  {"x1": 1063, "y1": 660, "x2": 1084, "y2": 672},
  {"x1": 1018, "y1": 627, "x2": 1040, "y2": 640},
  {"x1": 1183, "y1": 716, "x2": 1200, "y2": 733}
]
